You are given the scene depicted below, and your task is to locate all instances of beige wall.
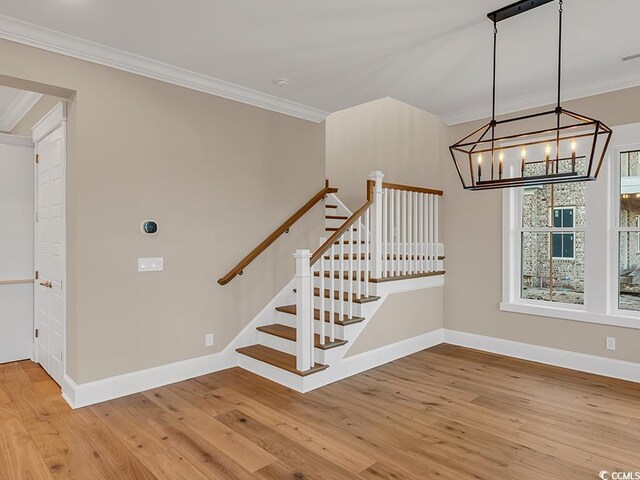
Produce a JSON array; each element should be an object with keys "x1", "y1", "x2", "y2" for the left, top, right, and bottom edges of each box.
[
  {"x1": 346, "y1": 287, "x2": 443, "y2": 357},
  {"x1": 326, "y1": 97, "x2": 448, "y2": 210},
  {"x1": 445, "y1": 85, "x2": 640, "y2": 364},
  {"x1": 0, "y1": 38, "x2": 325, "y2": 383},
  {"x1": 11, "y1": 95, "x2": 61, "y2": 137}
]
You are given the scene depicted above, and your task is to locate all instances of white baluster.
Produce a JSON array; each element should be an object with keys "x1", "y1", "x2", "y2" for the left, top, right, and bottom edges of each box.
[
  {"x1": 319, "y1": 255, "x2": 325, "y2": 345},
  {"x1": 424, "y1": 193, "x2": 429, "y2": 272},
  {"x1": 434, "y1": 194, "x2": 439, "y2": 271},
  {"x1": 382, "y1": 188, "x2": 388, "y2": 277},
  {"x1": 294, "y1": 249, "x2": 313, "y2": 372},
  {"x1": 340, "y1": 231, "x2": 345, "y2": 322},
  {"x1": 349, "y1": 227, "x2": 354, "y2": 319},
  {"x1": 357, "y1": 219, "x2": 362, "y2": 299},
  {"x1": 329, "y1": 243, "x2": 335, "y2": 341},
  {"x1": 411, "y1": 192, "x2": 420, "y2": 273},
  {"x1": 429, "y1": 194, "x2": 434, "y2": 272},
  {"x1": 417, "y1": 193, "x2": 422, "y2": 273},
  {"x1": 407, "y1": 190, "x2": 412, "y2": 275},
  {"x1": 396, "y1": 189, "x2": 400, "y2": 276},
  {"x1": 365, "y1": 208, "x2": 370, "y2": 298},
  {"x1": 387, "y1": 188, "x2": 396, "y2": 276}
]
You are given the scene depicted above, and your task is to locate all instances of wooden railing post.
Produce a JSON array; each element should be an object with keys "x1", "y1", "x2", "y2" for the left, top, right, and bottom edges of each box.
[
  {"x1": 294, "y1": 249, "x2": 313, "y2": 371},
  {"x1": 368, "y1": 171, "x2": 385, "y2": 279}
]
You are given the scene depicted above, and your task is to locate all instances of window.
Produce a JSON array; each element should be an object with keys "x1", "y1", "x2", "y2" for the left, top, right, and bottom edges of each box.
[
  {"x1": 503, "y1": 125, "x2": 640, "y2": 330},
  {"x1": 618, "y1": 150, "x2": 640, "y2": 312}
]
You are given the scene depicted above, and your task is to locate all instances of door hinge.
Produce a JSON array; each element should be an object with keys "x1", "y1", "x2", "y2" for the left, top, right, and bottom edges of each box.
[
  {"x1": 35, "y1": 211, "x2": 39, "y2": 222},
  {"x1": 35, "y1": 270, "x2": 39, "y2": 280},
  {"x1": 35, "y1": 154, "x2": 39, "y2": 164},
  {"x1": 35, "y1": 329, "x2": 39, "y2": 338}
]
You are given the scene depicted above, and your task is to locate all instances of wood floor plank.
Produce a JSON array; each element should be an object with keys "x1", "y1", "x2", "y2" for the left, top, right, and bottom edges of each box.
[
  {"x1": 216, "y1": 409, "x2": 365, "y2": 480},
  {"x1": 0, "y1": 414, "x2": 54, "y2": 480},
  {"x1": 142, "y1": 386, "x2": 277, "y2": 473}
]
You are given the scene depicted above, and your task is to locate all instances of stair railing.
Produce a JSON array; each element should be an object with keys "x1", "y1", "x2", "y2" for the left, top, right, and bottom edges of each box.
[
  {"x1": 294, "y1": 171, "x2": 443, "y2": 372},
  {"x1": 380, "y1": 182, "x2": 443, "y2": 278}
]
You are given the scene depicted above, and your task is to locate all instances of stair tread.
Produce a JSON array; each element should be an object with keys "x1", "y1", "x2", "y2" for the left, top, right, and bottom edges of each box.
[
  {"x1": 276, "y1": 305, "x2": 365, "y2": 326},
  {"x1": 257, "y1": 324, "x2": 348, "y2": 350},
  {"x1": 325, "y1": 204, "x2": 338, "y2": 209},
  {"x1": 293, "y1": 287, "x2": 380, "y2": 304},
  {"x1": 325, "y1": 215, "x2": 349, "y2": 220},
  {"x1": 237, "y1": 345, "x2": 329, "y2": 376},
  {"x1": 326, "y1": 227, "x2": 358, "y2": 232}
]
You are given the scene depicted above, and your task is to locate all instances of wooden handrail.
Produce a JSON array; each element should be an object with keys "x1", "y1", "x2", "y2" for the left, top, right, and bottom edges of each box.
[
  {"x1": 382, "y1": 182, "x2": 443, "y2": 196},
  {"x1": 218, "y1": 183, "x2": 338, "y2": 285},
  {"x1": 310, "y1": 180, "x2": 374, "y2": 265}
]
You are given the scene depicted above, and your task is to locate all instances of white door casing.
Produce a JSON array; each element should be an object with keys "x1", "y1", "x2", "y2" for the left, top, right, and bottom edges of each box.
[{"x1": 34, "y1": 102, "x2": 66, "y2": 386}]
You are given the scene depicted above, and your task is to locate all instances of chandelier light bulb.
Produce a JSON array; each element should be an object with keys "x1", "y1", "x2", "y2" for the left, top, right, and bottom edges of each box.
[
  {"x1": 521, "y1": 147, "x2": 527, "y2": 159},
  {"x1": 545, "y1": 144, "x2": 551, "y2": 155},
  {"x1": 478, "y1": 154, "x2": 483, "y2": 164},
  {"x1": 571, "y1": 140, "x2": 577, "y2": 152}
]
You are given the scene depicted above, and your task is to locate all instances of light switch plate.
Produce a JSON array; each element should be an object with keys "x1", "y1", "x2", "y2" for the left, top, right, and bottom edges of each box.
[
  {"x1": 138, "y1": 257, "x2": 163, "y2": 272},
  {"x1": 205, "y1": 333, "x2": 214, "y2": 347}
]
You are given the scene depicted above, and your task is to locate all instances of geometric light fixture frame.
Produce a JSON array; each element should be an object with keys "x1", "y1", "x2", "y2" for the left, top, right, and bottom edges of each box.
[{"x1": 449, "y1": 0, "x2": 613, "y2": 191}]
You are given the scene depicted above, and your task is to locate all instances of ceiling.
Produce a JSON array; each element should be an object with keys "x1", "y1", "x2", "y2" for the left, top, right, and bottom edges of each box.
[
  {"x1": 0, "y1": 85, "x2": 41, "y2": 132},
  {"x1": 0, "y1": 0, "x2": 638, "y2": 124}
]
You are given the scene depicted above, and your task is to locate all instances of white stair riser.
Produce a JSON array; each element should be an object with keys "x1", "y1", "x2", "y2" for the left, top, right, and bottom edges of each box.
[
  {"x1": 277, "y1": 311, "x2": 347, "y2": 338},
  {"x1": 257, "y1": 331, "x2": 336, "y2": 364},
  {"x1": 312, "y1": 297, "x2": 364, "y2": 317},
  {"x1": 324, "y1": 217, "x2": 346, "y2": 229}
]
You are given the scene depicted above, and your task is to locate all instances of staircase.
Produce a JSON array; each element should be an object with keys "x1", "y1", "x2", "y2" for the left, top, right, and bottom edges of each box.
[{"x1": 228, "y1": 171, "x2": 445, "y2": 392}]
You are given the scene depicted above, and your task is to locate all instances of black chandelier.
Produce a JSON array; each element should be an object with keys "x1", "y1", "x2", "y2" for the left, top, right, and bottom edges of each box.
[{"x1": 449, "y1": 0, "x2": 612, "y2": 191}]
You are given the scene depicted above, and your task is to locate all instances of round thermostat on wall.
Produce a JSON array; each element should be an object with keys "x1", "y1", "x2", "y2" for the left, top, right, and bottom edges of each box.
[{"x1": 141, "y1": 220, "x2": 159, "y2": 236}]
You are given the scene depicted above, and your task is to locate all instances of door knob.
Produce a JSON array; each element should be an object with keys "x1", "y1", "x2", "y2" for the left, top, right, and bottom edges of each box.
[{"x1": 39, "y1": 280, "x2": 52, "y2": 288}]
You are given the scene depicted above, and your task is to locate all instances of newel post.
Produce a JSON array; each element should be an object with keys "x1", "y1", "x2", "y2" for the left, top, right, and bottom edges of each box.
[
  {"x1": 368, "y1": 170, "x2": 385, "y2": 279},
  {"x1": 294, "y1": 249, "x2": 313, "y2": 371}
]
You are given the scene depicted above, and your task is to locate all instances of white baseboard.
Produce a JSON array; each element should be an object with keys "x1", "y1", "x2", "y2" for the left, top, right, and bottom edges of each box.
[
  {"x1": 443, "y1": 329, "x2": 640, "y2": 384},
  {"x1": 62, "y1": 350, "x2": 235, "y2": 409}
]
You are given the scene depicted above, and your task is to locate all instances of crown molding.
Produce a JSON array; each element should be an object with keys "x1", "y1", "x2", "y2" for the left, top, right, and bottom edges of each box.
[
  {"x1": 0, "y1": 89, "x2": 42, "y2": 132},
  {"x1": 440, "y1": 70, "x2": 640, "y2": 126},
  {"x1": 0, "y1": 15, "x2": 329, "y2": 124}
]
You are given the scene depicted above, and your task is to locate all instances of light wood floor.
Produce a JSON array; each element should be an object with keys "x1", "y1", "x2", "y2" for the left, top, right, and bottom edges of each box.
[{"x1": 2, "y1": 344, "x2": 640, "y2": 479}]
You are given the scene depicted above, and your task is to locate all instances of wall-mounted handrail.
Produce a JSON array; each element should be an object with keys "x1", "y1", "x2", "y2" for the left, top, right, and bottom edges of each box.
[{"x1": 218, "y1": 182, "x2": 337, "y2": 285}]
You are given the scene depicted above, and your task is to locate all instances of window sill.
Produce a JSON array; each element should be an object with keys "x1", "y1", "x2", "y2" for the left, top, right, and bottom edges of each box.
[{"x1": 500, "y1": 301, "x2": 640, "y2": 330}]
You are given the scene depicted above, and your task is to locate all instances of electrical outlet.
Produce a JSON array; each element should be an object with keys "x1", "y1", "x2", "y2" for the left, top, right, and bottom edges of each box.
[
  {"x1": 606, "y1": 336, "x2": 616, "y2": 351},
  {"x1": 205, "y1": 333, "x2": 214, "y2": 347}
]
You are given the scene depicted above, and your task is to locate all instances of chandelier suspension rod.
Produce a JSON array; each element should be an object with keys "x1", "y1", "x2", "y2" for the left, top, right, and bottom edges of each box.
[{"x1": 556, "y1": 0, "x2": 563, "y2": 110}]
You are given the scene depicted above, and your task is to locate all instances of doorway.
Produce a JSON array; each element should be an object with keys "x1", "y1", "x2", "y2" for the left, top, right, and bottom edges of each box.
[{"x1": 0, "y1": 89, "x2": 66, "y2": 388}]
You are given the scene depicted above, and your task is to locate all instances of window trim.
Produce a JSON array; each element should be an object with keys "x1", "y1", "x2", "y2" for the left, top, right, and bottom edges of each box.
[{"x1": 502, "y1": 123, "x2": 640, "y2": 330}]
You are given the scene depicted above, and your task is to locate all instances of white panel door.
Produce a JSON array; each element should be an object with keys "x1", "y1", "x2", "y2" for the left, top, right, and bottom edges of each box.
[{"x1": 35, "y1": 124, "x2": 65, "y2": 385}]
